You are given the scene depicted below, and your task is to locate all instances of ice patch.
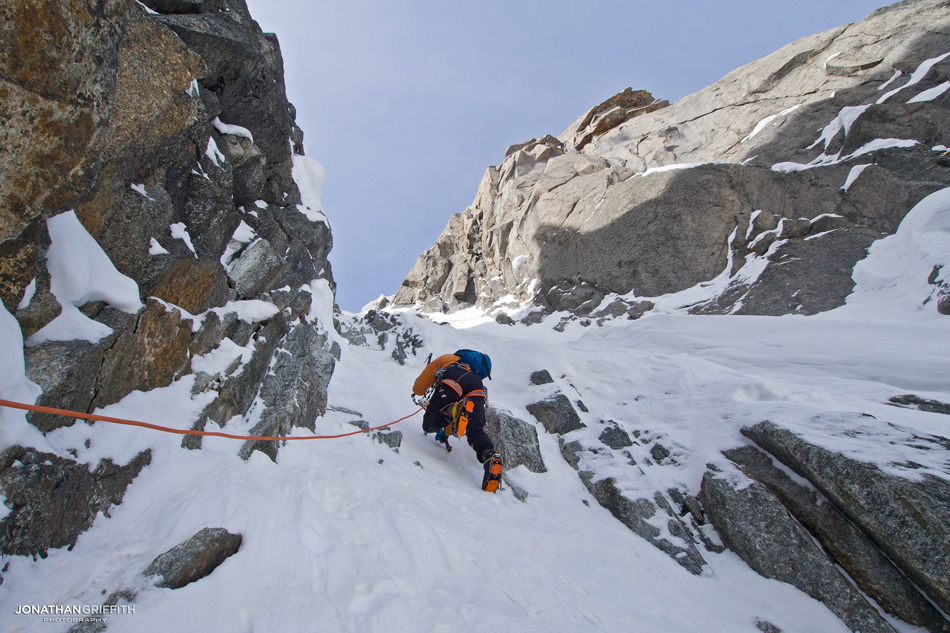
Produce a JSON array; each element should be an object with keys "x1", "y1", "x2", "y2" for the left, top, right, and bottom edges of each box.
[
  {"x1": 842, "y1": 163, "x2": 872, "y2": 191},
  {"x1": 773, "y1": 138, "x2": 918, "y2": 173},
  {"x1": 149, "y1": 238, "x2": 170, "y2": 256},
  {"x1": 220, "y1": 221, "x2": 258, "y2": 269},
  {"x1": 191, "y1": 337, "x2": 254, "y2": 377},
  {"x1": 877, "y1": 51, "x2": 950, "y2": 104},
  {"x1": 130, "y1": 183, "x2": 154, "y2": 200},
  {"x1": 212, "y1": 117, "x2": 254, "y2": 143},
  {"x1": 877, "y1": 68, "x2": 903, "y2": 92},
  {"x1": 134, "y1": 0, "x2": 158, "y2": 14},
  {"x1": 822, "y1": 52, "x2": 842, "y2": 70},
  {"x1": 27, "y1": 211, "x2": 142, "y2": 346},
  {"x1": 17, "y1": 278, "x2": 36, "y2": 310},
  {"x1": 741, "y1": 104, "x2": 802, "y2": 143},
  {"x1": 808, "y1": 105, "x2": 870, "y2": 151},
  {"x1": 291, "y1": 155, "x2": 329, "y2": 225},
  {"x1": 907, "y1": 80, "x2": 950, "y2": 104},
  {"x1": 170, "y1": 222, "x2": 197, "y2": 257},
  {"x1": 205, "y1": 137, "x2": 226, "y2": 166},
  {"x1": 638, "y1": 162, "x2": 709, "y2": 177}
]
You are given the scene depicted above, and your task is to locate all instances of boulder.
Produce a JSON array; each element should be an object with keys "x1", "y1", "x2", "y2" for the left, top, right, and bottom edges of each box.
[
  {"x1": 598, "y1": 422, "x2": 633, "y2": 450},
  {"x1": 24, "y1": 309, "x2": 133, "y2": 433},
  {"x1": 485, "y1": 407, "x2": 546, "y2": 473},
  {"x1": 529, "y1": 369, "x2": 554, "y2": 386},
  {"x1": 526, "y1": 394, "x2": 585, "y2": 435},
  {"x1": 144, "y1": 527, "x2": 242, "y2": 589},
  {"x1": 373, "y1": 430, "x2": 403, "y2": 451},
  {"x1": 226, "y1": 238, "x2": 286, "y2": 299},
  {"x1": 150, "y1": 259, "x2": 232, "y2": 314}
]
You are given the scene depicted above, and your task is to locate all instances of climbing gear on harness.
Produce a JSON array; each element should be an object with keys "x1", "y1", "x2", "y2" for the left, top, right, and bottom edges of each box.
[
  {"x1": 481, "y1": 452, "x2": 503, "y2": 493},
  {"x1": 443, "y1": 398, "x2": 476, "y2": 438}
]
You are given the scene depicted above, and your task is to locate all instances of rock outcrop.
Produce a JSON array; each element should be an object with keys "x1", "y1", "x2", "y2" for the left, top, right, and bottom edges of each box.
[
  {"x1": 389, "y1": 0, "x2": 950, "y2": 321},
  {"x1": 702, "y1": 420, "x2": 950, "y2": 633},
  {"x1": 0, "y1": 0, "x2": 336, "y2": 559},
  {"x1": 0, "y1": 447, "x2": 151, "y2": 558}
]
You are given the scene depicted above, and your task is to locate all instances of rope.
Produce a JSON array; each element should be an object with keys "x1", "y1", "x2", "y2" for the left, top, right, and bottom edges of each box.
[{"x1": 0, "y1": 398, "x2": 422, "y2": 442}]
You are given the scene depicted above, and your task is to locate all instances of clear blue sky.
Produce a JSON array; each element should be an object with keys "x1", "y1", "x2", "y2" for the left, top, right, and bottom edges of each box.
[{"x1": 245, "y1": 0, "x2": 890, "y2": 312}]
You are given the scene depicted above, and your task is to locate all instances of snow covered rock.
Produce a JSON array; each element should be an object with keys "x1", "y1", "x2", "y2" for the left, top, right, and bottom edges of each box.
[
  {"x1": 722, "y1": 445, "x2": 950, "y2": 632},
  {"x1": 700, "y1": 465, "x2": 898, "y2": 633},
  {"x1": 528, "y1": 370, "x2": 554, "y2": 386},
  {"x1": 582, "y1": 473, "x2": 707, "y2": 576},
  {"x1": 526, "y1": 394, "x2": 585, "y2": 436},
  {"x1": 236, "y1": 321, "x2": 339, "y2": 461},
  {"x1": 0, "y1": 447, "x2": 151, "y2": 558},
  {"x1": 144, "y1": 527, "x2": 242, "y2": 589},
  {"x1": 741, "y1": 420, "x2": 950, "y2": 618}
]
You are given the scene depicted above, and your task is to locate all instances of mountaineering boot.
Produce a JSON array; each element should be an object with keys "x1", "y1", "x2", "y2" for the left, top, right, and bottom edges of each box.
[{"x1": 481, "y1": 452, "x2": 503, "y2": 493}]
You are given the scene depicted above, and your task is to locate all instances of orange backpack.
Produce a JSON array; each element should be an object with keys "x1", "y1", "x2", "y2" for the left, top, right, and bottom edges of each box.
[{"x1": 412, "y1": 354, "x2": 461, "y2": 396}]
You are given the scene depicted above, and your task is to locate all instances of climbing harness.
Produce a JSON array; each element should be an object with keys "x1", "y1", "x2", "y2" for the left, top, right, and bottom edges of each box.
[{"x1": 0, "y1": 398, "x2": 422, "y2": 442}]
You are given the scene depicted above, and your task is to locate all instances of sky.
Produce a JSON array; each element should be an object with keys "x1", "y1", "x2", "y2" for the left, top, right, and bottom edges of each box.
[{"x1": 244, "y1": 0, "x2": 891, "y2": 311}]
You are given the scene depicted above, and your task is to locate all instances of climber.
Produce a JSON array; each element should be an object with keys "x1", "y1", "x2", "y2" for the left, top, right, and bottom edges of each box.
[{"x1": 412, "y1": 349, "x2": 502, "y2": 492}]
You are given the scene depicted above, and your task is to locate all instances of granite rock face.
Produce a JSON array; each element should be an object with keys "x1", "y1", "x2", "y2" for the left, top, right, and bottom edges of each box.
[
  {"x1": 390, "y1": 0, "x2": 950, "y2": 322},
  {"x1": 0, "y1": 0, "x2": 337, "y2": 560}
]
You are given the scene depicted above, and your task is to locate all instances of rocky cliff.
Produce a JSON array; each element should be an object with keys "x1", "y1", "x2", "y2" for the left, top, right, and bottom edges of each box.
[
  {"x1": 388, "y1": 0, "x2": 950, "y2": 322},
  {"x1": 0, "y1": 0, "x2": 337, "y2": 556}
]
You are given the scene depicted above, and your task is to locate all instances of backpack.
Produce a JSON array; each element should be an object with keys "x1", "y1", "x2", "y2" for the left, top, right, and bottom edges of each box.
[
  {"x1": 454, "y1": 349, "x2": 492, "y2": 380},
  {"x1": 412, "y1": 354, "x2": 461, "y2": 396}
]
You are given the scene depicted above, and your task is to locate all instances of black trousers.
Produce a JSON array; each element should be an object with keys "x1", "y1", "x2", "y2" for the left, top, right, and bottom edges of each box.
[{"x1": 422, "y1": 365, "x2": 494, "y2": 462}]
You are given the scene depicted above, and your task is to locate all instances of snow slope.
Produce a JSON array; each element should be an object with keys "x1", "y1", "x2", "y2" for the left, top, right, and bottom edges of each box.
[{"x1": 3, "y1": 192, "x2": 950, "y2": 633}]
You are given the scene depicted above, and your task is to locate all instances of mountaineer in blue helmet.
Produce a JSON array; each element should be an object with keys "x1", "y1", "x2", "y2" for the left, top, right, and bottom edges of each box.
[{"x1": 412, "y1": 349, "x2": 501, "y2": 492}]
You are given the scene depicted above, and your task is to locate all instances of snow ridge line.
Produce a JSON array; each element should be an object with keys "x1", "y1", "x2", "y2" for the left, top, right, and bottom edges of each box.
[{"x1": 0, "y1": 399, "x2": 422, "y2": 441}]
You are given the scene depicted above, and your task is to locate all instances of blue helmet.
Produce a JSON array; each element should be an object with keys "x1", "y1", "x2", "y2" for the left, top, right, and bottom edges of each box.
[{"x1": 454, "y1": 349, "x2": 492, "y2": 380}]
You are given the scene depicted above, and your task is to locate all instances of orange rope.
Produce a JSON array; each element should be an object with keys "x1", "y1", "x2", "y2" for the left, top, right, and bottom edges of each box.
[{"x1": 0, "y1": 398, "x2": 422, "y2": 441}]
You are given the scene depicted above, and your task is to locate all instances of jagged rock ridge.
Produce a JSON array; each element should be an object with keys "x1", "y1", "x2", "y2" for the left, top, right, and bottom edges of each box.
[{"x1": 388, "y1": 0, "x2": 950, "y2": 321}]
